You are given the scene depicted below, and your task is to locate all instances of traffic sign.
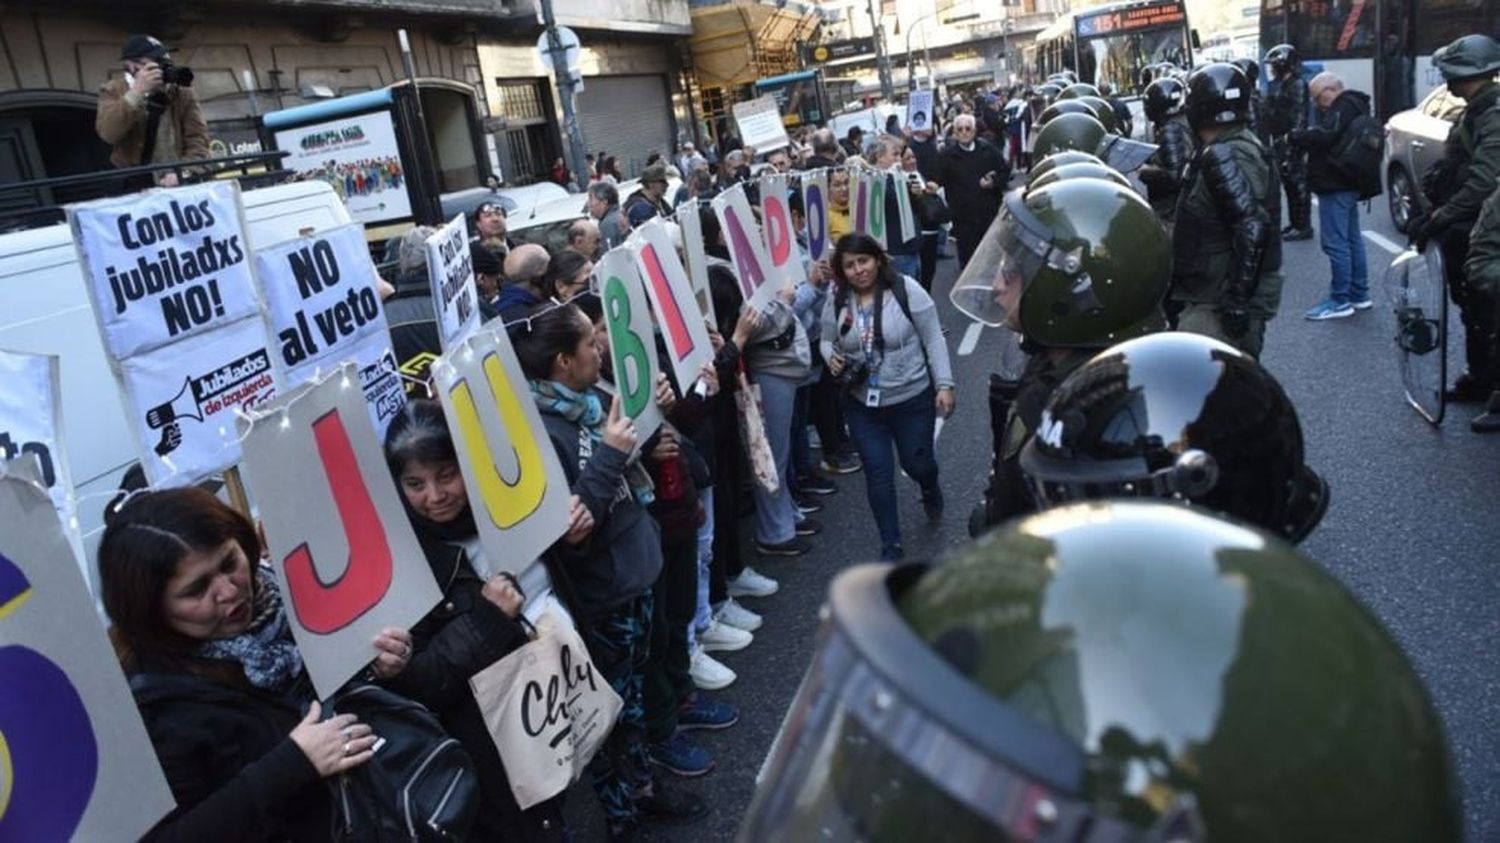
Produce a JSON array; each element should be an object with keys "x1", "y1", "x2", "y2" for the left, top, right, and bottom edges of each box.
[{"x1": 537, "y1": 26, "x2": 581, "y2": 74}]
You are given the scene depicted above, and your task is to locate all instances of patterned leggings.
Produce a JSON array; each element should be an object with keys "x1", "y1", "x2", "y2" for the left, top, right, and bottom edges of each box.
[{"x1": 582, "y1": 592, "x2": 654, "y2": 827}]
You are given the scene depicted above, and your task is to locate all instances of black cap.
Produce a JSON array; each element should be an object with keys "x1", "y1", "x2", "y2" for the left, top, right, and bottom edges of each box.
[
  {"x1": 121, "y1": 34, "x2": 170, "y2": 61},
  {"x1": 470, "y1": 242, "x2": 502, "y2": 276}
]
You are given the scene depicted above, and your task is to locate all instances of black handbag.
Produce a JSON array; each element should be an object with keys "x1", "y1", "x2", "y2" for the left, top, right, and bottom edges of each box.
[{"x1": 915, "y1": 192, "x2": 952, "y2": 228}]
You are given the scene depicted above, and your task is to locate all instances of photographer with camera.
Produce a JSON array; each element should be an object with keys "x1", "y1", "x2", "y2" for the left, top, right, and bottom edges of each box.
[{"x1": 96, "y1": 35, "x2": 209, "y2": 186}]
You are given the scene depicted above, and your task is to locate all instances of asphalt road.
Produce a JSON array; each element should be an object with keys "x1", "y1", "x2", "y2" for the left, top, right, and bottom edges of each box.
[{"x1": 565, "y1": 197, "x2": 1499, "y2": 841}]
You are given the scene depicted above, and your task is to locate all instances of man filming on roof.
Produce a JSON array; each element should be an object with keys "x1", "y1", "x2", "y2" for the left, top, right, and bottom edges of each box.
[{"x1": 96, "y1": 34, "x2": 210, "y2": 186}]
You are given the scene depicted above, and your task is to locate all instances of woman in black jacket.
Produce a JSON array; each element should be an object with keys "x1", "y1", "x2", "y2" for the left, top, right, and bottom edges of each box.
[
  {"x1": 381, "y1": 398, "x2": 590, "y2": 841},
  {"x1": 98, "y1": 487, "x2": 387, "y2": 841}
]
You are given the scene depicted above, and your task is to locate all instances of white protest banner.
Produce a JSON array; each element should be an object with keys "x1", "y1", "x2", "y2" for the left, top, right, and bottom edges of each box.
[
  {"x1": 892, "y1": 169, "x2": 918, "y2": 243},
  {"x1": 852, "y1": 169, "x2": 870, "y2": 235},
  {"x1": 0, "y1": 458, "x2": 176, "y2": 840},
  {"x1": 71, "y1": 181, "x2": 262, "y2": 360},
  {"x1": 255, "y1": 224, "x2": 404, "y2": 436},
  {"x1": 759, "y1": 173, "x2": 805, "y2": 289},
  {"x1": 802, "y1": 169, "x2": 832, "y2": 262},
  {"x1": 427, "y1": 214, "x2": 481, "y2": 350},
  {"x1": 630, "y1": 219, "x2": 714, "y2": 390},
  {"x1": 675, "y1": 200, "x2": 717, "y2": 325},
  {"x1": 238, "y1": 367, "x2": 442, "y2": 698},
  {"x1": 0, "y1": 350, "x2": 82, "y2": 552},
  {"x1": 907, "y1": 90, "x2": 935, "y2": 132},
  {"x1": 711, "y1": 184, "x2": 783, "y2": 312},
  {"x1": 732, "y1": 95, "x2": 792, "y2": 153},
  {"x1": 596, "y1": 249, "x2": 665, "y2": 441},
  {"x1": 432, "y1": 327, "x2": 571, "y2": 581},
  {"x1": 864, "y1": 169, "x2": 889, "y2": 250}
]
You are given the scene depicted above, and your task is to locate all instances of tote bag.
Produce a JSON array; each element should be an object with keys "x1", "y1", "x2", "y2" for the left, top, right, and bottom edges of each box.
[{"x1": 735, "y1": 367, "x2": 781, "y2": 494}]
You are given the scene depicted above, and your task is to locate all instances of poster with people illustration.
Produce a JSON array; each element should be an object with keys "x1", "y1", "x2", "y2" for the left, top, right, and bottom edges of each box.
[{"x1": 272, "y1": 112, "x2": 412, "y2": 225}]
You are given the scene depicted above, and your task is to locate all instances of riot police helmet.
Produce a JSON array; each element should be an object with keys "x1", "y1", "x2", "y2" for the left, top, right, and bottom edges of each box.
[
  {"x1": 1032, "y1": 112, "x2": 1109, "y2": 160},
  {"x1": 1026, "y1": 161, "x2": 1134, "y2": 192},
  {"x1": 1263, "y1": 43, "x2": 1299, "y2": 73},
  {"x1": 1431, "y1": 34, "x2": 1500, "y2": 83},
  {"x1": 1075, "y1": 95, "x2": 1120, "y2": 132},
  {"x1": 1233, "y1": 56, "x2": 1261, "y2": 85},
  {"x1": 1037, "y1": 82, "x2": 1064, "y2": 102},
  {"x1": 739, "y1": 502, "x2": 1462, "y2": 842},
  {"x1": 1057, "y1": 82, "x2": 1102, "y2": 100},
  {"x1": 1026, "y1": 149, "x2": 1108, "y2": 184},
  {"x1": 949, "y1": 178, "x2": 1168, "y2": 347},
  {"x1": 1144, "y1": 76, "x2": 1189, "y2": 123},
  {"x1": 1036, "y1": 99, "x2": 1096, "y2": 128},
  {"x1": 1020, "y1": 332, "x2": 1329, "y2": 543},
  {"x1": 1185, "y1": 62, "x2": 1252, "y2": 132}
]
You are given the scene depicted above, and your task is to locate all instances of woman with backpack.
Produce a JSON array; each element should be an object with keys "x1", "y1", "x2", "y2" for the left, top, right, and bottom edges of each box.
[
  {"x1": 821, "y1": 232, "x2": 956, "y2": 561},
  {"x1": 97, "y1": 487, "x2": 389, "y2": 840}
]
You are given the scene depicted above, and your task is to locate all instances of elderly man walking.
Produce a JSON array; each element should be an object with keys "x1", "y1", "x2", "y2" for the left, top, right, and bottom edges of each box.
[
  {"x1": 936, "y1": 113, "x2": 1009, "y2": 267},
  {"x1": 1292, "y1": 71, "x2": 1374, "y2": 320}
]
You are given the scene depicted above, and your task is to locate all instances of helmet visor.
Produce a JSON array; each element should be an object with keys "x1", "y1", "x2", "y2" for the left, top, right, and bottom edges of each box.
[{"x1": 949, "y1": 191, "x2": 1064, "y2": 328}]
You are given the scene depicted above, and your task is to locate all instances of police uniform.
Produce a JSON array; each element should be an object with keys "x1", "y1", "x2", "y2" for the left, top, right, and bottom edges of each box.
[{"x1": 1263, "y1": 45, "x2": 1314, "y2": 239}]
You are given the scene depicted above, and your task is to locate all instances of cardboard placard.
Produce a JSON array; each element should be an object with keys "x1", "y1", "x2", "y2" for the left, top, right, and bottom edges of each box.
[
  {"x1": 865, "y1": 169, "x2": 889, "y2": 250},
  {"x1": 0, "y1": 349, "x2": 85, "y2": 574},
  {"x1": 731, "y1": 95, "x2": 791, "y2": 153},
  {"x1": 759, "y1": 173, "x2": 805, "y2": 289},
  {"x1": 907, "y1": 90, "x2": 934, "y2": 132},
  {"x1": 711, "y1": 184, "x2": 784, "y2": 312},
  {"x1": 802, "y1": 170, "x2": 832, "y2": 262},
  {"x1": 596, "y1": 249, "x2": 665, "y2": 442},
  {"x1": 255, "y1": 224, "x2": 405, "y2": 437},
  {"x1": 892, "y1": 169, "x2": 919, "y2": 243},
  {"x1": 431, "y1": 327, "x2": 572, "y2": 582},
  {"x1": 426, "y1": 215, "x2": 481, "y2": 351},
  {"x1": 0, "y1": 459, "x2": 175, "y2": 840},
  {"x1": 675, "y1": 200, "x2": 718, "y2": 325},
  {"x1": 237, "y1": 367, "x2": 442, "y2": 698},
  {"x1": 629, "y1": 219, "x2": 714, "y2": 391},
  {"x1": 852, "y1": 169, "x2": 870, "y2": 236}
]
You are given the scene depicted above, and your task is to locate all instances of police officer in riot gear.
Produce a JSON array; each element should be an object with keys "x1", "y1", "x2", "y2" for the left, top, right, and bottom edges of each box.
[
  {"x1": 1020, "y1": 331, "x2": 1329, "y2": 542},
  {"x1": 1138, "y1": 75, "x2": 1197, "y2": 223},
  {"x1": 1417, "y1": 34, "x2": 1500, "y2": 415},
  {"x1": 740, "y1": 502, "x2": 1462, "y2": 842},
  {"x1": 1031, "y1": 112, "x2": 1158, "y2": 188},
  {"x1": 1263, "y1": 44, "x2": 1314, "y2": 240},
  {"x1": 949, "y1": 175, "x2": 1170, "y2": 535},
  {"x1": 1172, "y1": 62, "x2": 1284, "y2": 358},
  {"x1": 1234, "y1": 57, "x2": 1266, "y2": 141}
]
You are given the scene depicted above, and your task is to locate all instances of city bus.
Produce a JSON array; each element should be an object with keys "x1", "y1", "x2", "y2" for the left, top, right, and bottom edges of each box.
[
  {"x1": 1258, "y1": 0, "x2": 1499, "y2": 120},
  {"x1": 1032, "y1": 0, "x2": 1198, "y2": 94}
]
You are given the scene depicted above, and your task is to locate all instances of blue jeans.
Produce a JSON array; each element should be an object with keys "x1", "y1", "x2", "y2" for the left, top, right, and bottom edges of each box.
[
  {"x1": 750, "y1": 371, "x2": 799, "y2": 545},
  {"x1": 890, "y1": 251, "x2": 920, "y2": 281},
  {"x1": 791, "y1": 385, "x2": 814, "y2": 482},
  {"x1": 841, "y1": 387, "x2": 940, "y2": 553},
  {"x1": 1317, "y1": 190, "x2": 1368, "y2": 303}
]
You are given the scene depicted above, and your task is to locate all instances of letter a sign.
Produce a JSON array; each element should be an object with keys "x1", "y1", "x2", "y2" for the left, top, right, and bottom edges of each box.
[
  {"x1": 239, "y1": 365, "x2": 442, "y2": 698},
  {"x1": 432, "y1": 326, "x2": 572, "y2": 581}
]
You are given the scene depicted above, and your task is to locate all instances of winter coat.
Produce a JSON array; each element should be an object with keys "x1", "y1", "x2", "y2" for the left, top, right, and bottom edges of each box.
[
  {"x1": 95, "y1": 78, "x2": 210, "y2": 169},
  {"x1": 1294, "y1": 89, "x2": 1374, "y2": 193}
]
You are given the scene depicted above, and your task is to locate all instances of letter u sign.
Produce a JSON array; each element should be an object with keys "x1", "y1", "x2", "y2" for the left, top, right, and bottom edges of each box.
[{"x1": 447, "y1": 352, "x2": 547, "y2": 529}]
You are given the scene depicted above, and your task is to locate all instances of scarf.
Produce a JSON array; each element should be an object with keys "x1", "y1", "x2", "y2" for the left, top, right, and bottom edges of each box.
[
  {"x1": 198, "y1": 565, "x2": 304, "y2": 692},
  {"x1": 532, "y1": 379, "x2": 655, "y2": 506}
]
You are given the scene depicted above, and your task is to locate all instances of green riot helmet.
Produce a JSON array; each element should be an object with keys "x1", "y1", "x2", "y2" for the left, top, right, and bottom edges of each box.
[
  {"x1": 1026, "y1": 149, "x2": 1108, "y2": 186},
  {"x1": 1075, "y1": 95, "x2": 1119, "y2": 132},
  {"x1": 1036, "y1": 99, "x2": 1096, "y2": 128},
  {"x1": 1037, "y1": 82, "x2": 1064, "y2": 102},
  {"x1": 1057, "y1": 82, "x2": 1102, "y2": 100},
  {"x1": 1432, "y1": 34, "x2": 1500, "y2": 83},
  {"x1": 1027, "y1": 161, "x2": 1135, "y2": 192},
  {"x1": 1019, "y1": 332, "x2": 1329, "y2": 542},
  {"x1": 739, "y1": 502, "x2": 1462, "y2": 843},
  {"x1": 948, "y1": 179, "x2": 1168, "y2": 347},
  {"x1": 1032, "y1": 112, "x2": 1109, "y2": 159}
]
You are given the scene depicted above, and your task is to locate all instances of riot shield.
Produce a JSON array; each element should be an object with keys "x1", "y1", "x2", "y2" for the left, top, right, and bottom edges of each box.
[{"x1": 1384, "y1": 246, "x2": 1447, "y2": 424}]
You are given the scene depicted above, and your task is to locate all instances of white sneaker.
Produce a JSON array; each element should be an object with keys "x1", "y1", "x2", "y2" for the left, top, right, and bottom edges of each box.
[
  {"x1": 691, "y1": 647, "x2": 737, "y2": 690},
  {"x1": 716, "y1": 598, "x2": 763, "y2": 632},
  {"x1": 727, "y1": 566, "x2": 779, "y2": 598},
  {"x1": 700, "y1": 619, "x2": 753, "y2": 652}
]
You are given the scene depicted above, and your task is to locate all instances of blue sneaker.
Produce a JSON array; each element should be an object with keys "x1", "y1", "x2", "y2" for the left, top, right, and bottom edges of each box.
[
  {"x1": 678, "y1": 695, "x2": 740, "y2": 731},
  {"x1": 648, "y1": 731, "x2": 715, "y2": 777},
  {"x1": 1304, "y1": 299, "x2": 1354, "y2": 320},
  {"x1": 1350, "y1": 295, "x2": 1374, "y2": 310}
]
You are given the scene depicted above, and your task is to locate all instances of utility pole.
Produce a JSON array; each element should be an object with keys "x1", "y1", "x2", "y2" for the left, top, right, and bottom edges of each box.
[
  {"x1": 539, "y1": 0, "x2": 590, "y2": 193},
  {"x1": 867, "y1": 0, "x2": 894, "y2": 100}
]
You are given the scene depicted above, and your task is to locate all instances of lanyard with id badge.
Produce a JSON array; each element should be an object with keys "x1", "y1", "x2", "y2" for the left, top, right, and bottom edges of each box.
[{"x1": 856, "y1": 302, "x2": 882, "y2": 407}]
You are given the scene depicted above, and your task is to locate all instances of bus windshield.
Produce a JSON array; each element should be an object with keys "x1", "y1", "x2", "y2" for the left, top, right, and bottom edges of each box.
[{"x1": 1076, "y1": 0, "x2": 1193, "y2": 93}]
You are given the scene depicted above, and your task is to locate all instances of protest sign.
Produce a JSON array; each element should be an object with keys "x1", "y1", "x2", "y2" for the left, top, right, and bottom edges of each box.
[
  {"x1": 71, "y1": 182, "x2": 263, "y2": 360},
  {"x1": 711, "y1": 184, "x2": 783, "y2": 311},
  {"x1": 907, "y1": 90, "x2": 934, "y2": 132},
  {"x1": 802, "y1": 170, "x2": 831, "y2": 262},
  {"x1": 427, "y1": 214, "x2": 481, "y2": 351},
  {"x1": 865, "y1": 169, "x2": 889, "y2": 250},
  {"x1": 0, "y1": 350, "x2": 83, "y2": 564},
  {"x1": 432, "y1": 327, "x2": 571, "y2": 581},
  {"x1": 759, "y1": 173, "x2": 805, "y2": 290},
  {"x1": 0, "y1": 458, "x2": 175, "y2": 841},
  {"x1": 892, "y1": 170, "x2": 918, "y2": 243},
  {"x1": 255, "y1": 224, "x2": 404, "y2": 436},
  {"x1": 852, "y1": 170, "x2": 870, "y2": 235},
  {"x1": 596, "y1": 249, "x2": 665, "y2": 441},
  {"x1": 630, "y1": 219, "x2": 714, "y2": 390},
  {"x1": 731, "y1": 95, "x2": 791, "y2": 152},
  {"x1": 675, "y1": 200, "x2": 717, "y2": 325},
  {"x1": 238, "y1": 367, "x2": 441, "y2": 698}
]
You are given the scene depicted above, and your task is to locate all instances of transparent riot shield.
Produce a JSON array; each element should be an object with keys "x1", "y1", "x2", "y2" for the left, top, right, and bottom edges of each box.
[{"x1": 1384, "y1": 246, "x2": 1447, "y2": 425}]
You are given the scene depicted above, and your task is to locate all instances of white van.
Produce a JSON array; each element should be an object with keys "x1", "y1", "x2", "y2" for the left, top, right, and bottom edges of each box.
[{"x1": 0, "y1": 180, "x2": 353, "y2": 574}]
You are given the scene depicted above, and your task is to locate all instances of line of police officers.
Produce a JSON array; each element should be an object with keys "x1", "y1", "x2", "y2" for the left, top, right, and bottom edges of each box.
[{"x1": 732, "y1": 36, "x2": 1492, "y2": 842}]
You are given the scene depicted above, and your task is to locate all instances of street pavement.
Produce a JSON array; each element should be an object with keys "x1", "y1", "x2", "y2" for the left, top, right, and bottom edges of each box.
[{"x1": 565, "y1": 198, "x2": 1499, "y2": 841}]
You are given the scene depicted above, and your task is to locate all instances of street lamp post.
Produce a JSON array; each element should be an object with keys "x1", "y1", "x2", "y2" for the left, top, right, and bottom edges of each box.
[{"x1": 867, "y1": 0, "x2": 895, "y2": 100}]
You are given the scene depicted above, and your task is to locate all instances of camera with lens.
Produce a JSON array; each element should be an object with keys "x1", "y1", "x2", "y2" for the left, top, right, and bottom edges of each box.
[
  {"x1": 834, "y1": 357, "x2": 871, "y2": 390},
  {"x1": 155, "y1": 58, "x2": 194, "y2": 87}
]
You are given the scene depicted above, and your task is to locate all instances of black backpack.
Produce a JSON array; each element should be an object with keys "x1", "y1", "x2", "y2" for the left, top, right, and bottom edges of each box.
[
  {"x1": 328, "y1": 684, "x2": 480, "y2": 841},
  {"x1": 1329, "y1": 110, "x2": 1385, "y2": 200}
]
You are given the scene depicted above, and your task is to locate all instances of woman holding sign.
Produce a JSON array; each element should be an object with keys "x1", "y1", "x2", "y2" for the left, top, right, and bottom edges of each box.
[
  {"x1": 98, "y1": 488, "x2": 385, "y2": 840},
  {"x1": 821, "y1": 233, "x2": 956, "y2": 562}
]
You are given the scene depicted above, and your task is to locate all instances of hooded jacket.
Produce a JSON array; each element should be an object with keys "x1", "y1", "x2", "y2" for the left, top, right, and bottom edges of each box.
[{"x1": 1294, "y1": 89, "x2": 1374, "y2": 193}]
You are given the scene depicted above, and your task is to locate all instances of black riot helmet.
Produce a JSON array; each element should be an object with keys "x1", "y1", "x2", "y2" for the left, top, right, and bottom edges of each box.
[
  {"x1": 1263, "y1": 43, "x2": 1299, "y2": 74},
  {"x1": 1036, "y1": 98, "x2": 1097, "y2": 127},
  {"x1": 1020, "y1": 332, "x2": 1328, "y2": 542},
  {"x1": 1144, "y1": 76, "x2": 1188, "y2": 123},
  {"x1": 739, "y1": 502, "x2": 1462, "y2": 842},
  {"x1": 1185, "y1": 62, "x2": 1252, "y2": 132},
  {"x1": 1233, "y1": 56, "x2": 1261, "y2": 85}
]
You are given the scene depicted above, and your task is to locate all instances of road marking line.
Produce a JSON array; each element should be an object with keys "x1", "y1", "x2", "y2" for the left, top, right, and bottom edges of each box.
[
  {"x1": 1362, "y1": 230, "x2": 1404, "y2": 255},
  {"x1": 957, "y1": 322, "x2": 983, "y2": 356}
]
